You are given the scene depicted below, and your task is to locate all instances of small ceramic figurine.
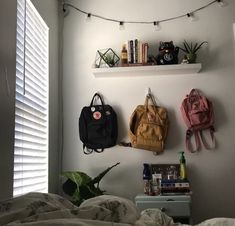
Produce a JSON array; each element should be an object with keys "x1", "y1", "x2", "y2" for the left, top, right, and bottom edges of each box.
[
  {"x1": 156, "y1": 41, "x2": 179, "y2": 65},
  {"x1": 181, "y1": 55, "x2": 189, "y2": 64}
]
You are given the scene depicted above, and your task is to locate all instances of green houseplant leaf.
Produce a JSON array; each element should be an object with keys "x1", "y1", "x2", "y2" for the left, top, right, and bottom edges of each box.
[
  {"x1": 179, "y1": 40, "x2": 208, "y2": 63},
  {"x1": 62, "y1": 162, "x2": 120, "y2": 206},
  {"x1": 179, "y1": 40, "x2": 208, "y2": 54}
]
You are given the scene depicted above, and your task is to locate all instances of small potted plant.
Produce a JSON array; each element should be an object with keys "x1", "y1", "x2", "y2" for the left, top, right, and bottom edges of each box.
[
  {"x1": 61, "y1": 162, "x2": 120, "y2": 206},
  {"x1": 179, "y1": 40, "x2": 208, "y2": 64}
]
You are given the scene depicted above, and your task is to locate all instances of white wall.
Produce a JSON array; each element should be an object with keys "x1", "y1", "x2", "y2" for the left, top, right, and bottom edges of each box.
[
  {"x1": 63, "y1": 0, "x2": 235, "y2": 223},
  {"x1": 0, "y1": 0, "x2": 61, "y2": 199},
  {"x1": 0, "y1": 0, "x2": 17, "y2": 200}
]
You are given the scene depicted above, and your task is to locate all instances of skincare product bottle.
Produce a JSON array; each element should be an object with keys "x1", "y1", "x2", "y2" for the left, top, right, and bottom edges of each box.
[
  {"x1": 179, "y1": 152, "x2": 187, "y2": 180},
  {"x1": 143, "y1": 163, "x2": 151, "y2": 195}
]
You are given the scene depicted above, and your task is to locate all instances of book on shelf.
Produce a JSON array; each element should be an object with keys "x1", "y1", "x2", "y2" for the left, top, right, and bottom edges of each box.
[
  {"x1": 160, "y1": 179, "x2": 191, "y2": 195},
  {"x1": 126, "y1": 39, "x2": 149, "y2": 65}
]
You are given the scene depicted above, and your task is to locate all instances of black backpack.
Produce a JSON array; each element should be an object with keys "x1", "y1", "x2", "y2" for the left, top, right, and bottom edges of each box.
[{"x1": 79, "y1": 93, "x2": 118, "y2": 154}]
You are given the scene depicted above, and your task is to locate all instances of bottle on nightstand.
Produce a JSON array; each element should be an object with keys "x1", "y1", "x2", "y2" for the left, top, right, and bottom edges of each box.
[
  {"x1": 179, "y1": 152, "x2": 187, "y2": 180},
  {"x1": 143, "y1": 163, "x2": 151, "y2": 195},
  {"x1": 152, "y1": 171, "x2": 162, "y2": 195}
]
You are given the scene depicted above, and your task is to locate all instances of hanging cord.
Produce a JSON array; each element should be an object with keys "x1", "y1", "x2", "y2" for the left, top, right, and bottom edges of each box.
[
  {"x1": 23, "y1": 0, "x2": 27, "y2": 95},
  {"x1": 4, "y1": 66, "x2": 11, "y2": 96},
  {"x1": 63, "y1": 0, "x2": 221, "y2": 25}
]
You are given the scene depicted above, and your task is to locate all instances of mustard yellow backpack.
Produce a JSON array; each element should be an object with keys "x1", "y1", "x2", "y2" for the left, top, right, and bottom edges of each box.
[{"x1": 128, "y1": 94, "x2": 169, "y2": 154}]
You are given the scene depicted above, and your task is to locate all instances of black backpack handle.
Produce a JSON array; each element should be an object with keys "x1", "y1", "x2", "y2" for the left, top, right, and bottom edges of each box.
[{"x1": 90, "y1": 93, "x2": 105, "y2": 107}]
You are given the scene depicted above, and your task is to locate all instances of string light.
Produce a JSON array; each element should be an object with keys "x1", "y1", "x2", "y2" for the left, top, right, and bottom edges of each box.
[
  {"x1": 63, "y1": 4, "x2": 69, "y2": 17},
  {"x1": 86, "y1": 13, "x2": 91, "y2": 22},
  {"x1": 119, "y1": 21, "x2": 125, "y2": 30},
  {"x1": 153, "y1": 21, "x2": 161, "y2": 31},
  {"x1": 63, "y1": 0, "x2": 226, "y2": 29},
  {"x1": 217, "y1": 0, "x2": 225, "y2": 7},
  {"x1": 187, "y1": 13, "x2": 196, "y2": 22}
]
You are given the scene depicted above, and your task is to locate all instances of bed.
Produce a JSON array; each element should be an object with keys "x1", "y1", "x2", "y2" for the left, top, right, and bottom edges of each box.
[{"x1": 0, "y1": 192, "x2": 234, "y2": 226}]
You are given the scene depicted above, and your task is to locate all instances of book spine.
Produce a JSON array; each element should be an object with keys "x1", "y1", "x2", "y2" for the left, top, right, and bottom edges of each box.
[
  {"x1": 134, "y1": 39, "x2": 138, "y2": 63},
  {"x1": 143, "y1": 43, "x2": 149, "y2": 63},
  {"x1": 138, "y1": 41, "x2": 142, "y2": 63},
  {"x1": 130, "y1": 40, "x2": 134, "y2": 64},
  {"x1": 142, "y1": 43, "x2": 145, "y2": 63},
  {"x1": 127, "y1": 40, "x2": 131, "y2": 64}
]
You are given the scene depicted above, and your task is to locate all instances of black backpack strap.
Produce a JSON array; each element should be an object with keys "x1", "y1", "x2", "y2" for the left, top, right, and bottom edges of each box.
[
  {"x1": 93, "y1": 148, "x2": 104, "y2": 153},
  {"x1": 83, "y1": 144, "x2": 92, "y2": 155},
  {"x1": 119, "y1": 141, "x2": 132, "y2": 147},
  {"x1": 83, "y1": 146, "x2": 104, "y2": 154},
  {"x1": 83, "y1": 148, "x2": 93, "y2": 155},
  {"x1": 90, "y1": 93, "x2": 105, "y2": 107},
  {"x1": 90, "y1": 92, "x2": 108, "y2": 121}
]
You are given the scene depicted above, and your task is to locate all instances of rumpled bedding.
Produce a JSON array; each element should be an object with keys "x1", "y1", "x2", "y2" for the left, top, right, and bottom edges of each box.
[
  {"x1": 194, "y1": 218, "x2": 235, "y2": 226},
  {"x1": 0, "y1": 192, "x2": 173, "y2": 226},
  {"x1": 0, "y1": 193, "x2": 235, "y2": 226}
]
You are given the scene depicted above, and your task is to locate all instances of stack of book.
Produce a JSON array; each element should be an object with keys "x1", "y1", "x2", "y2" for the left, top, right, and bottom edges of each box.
[
  {"x1": 160, "y1": 179, "x2": 191, "y2": 195},
  {"x1": 127, "y1": 39, "x2": 149, "y2": 65}
]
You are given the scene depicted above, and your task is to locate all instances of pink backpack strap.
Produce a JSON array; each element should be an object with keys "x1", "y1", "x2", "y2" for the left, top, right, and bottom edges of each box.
[
  {"x1": 186, "y1": 129, "x2": 201, "y2": 152},
  {"x1": 199, "y1": 126, "x2": 215, "y2": 150}
]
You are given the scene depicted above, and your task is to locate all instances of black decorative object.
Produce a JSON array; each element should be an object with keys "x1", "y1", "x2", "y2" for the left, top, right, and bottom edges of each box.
[
  {"x1": 156, "y1": 41, "x2": 179, "y2": 65},
  {"x1": 95, "y1": 48, "x2": 120, "y2": 68}
]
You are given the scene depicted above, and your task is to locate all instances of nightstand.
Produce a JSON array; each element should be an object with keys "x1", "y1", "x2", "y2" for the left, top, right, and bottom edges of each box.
[{"x1": 135, "y1": 195, "x2": 192, "y2": 224}]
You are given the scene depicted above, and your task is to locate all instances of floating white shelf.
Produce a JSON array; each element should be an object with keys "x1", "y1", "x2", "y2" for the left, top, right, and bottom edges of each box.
[{"x1": 92, "y1": 63, "x2": 202, "y2": 77}]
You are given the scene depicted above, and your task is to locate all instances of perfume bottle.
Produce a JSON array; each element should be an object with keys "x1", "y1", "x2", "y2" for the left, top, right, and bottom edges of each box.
[{"x1": 121, "y1": 44, "x2": 128, "y2": 65}]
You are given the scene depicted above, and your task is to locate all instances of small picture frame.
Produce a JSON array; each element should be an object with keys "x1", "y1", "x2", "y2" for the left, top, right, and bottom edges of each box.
[{"x1": 150, "y1": 164, "x2": 180, "y2": 180}]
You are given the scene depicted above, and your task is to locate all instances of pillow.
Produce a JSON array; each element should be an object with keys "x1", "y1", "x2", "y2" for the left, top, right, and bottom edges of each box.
[{"x1": 80, "y1": 195, "x2": 140, "y2": 224}]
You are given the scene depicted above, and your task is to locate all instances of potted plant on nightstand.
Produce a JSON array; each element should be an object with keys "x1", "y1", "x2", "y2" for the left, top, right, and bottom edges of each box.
[{"x1": 179, "y1": 40, "x2": 208, "y2": 64}]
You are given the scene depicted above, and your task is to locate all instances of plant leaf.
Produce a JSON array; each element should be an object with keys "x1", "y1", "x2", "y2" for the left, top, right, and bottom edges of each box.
[
  {"x1": 61, "y1": 171, "x2": 92, "y2": 187},
  {"x1": 183, "y1": 43, "x2": 189, "y2": 53},
  {"x1": 193, "y1": 43, "x2": 198, "y2": 53},
  {"x1": 184, "y1": 40, "x2": 191, "y2": 53},
  {"x1": 190, "y1": 42, "x2": 193, "y2": 52},
  {"x1": 91, "y1": 162, "x2": 120, "y2": 185},
  {"x1": 62, "y1": 179, "x2": 77, "y2": 196},
  {"x1": 61, "y1": 163, "x2": 120, "y2": 206},
  {"x1": 194, "y1": 41, "x2": 208, "y2": 53}
]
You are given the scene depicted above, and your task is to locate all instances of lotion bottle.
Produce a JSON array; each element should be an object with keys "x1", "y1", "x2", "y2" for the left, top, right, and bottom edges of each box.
[{"x1": 179, "y1": 152, "x2": 187, "y2": 180}]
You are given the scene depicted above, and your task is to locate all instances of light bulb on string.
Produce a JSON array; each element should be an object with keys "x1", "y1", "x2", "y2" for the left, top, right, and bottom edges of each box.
[
  {"x1": 63, "y1": 4, "x2": 69, "y2": 17},
  {"x1": 119, "y1": 21, "x2": 125, "y2": 30},
  {"x1": 217, "y1": 0, "x2": 226, "y2": 7},
  {"x1": 153, "y1": 21, "x2": 161, "y2": 31},
  {"x1": 86, "y1": 13, "x2": 91, "y2": 22},
  {"x1": 64, "y1": 1, "x2": 228, "y2": 29},
  {"x1": 187, "y1": 12, "x2": 196, "y2": 22}
]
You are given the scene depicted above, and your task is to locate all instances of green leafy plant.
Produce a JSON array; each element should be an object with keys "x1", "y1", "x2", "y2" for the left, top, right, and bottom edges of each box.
[
  {"x1": 179, "y1": 40, "x2": 208, "y2": 63},
  {"x1": 179, "y1": 40, "x2": 208, "y2": 54},
  {"x1": 61, "y1": 162, "x2": 120, "y2": 206},
  {"x1": 103, "y1": 53, "x2": 115, "y2": 66}
]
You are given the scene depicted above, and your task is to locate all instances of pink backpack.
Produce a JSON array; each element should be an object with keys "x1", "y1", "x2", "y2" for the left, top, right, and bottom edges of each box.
[{"x1": 181, "y1": 89, "x2": 215, "y2": 152}]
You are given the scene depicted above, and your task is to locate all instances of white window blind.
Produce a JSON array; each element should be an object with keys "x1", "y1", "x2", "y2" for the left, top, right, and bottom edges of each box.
[{"x1": 14, "y1": 0, "x2": 49, "y2": 197}]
